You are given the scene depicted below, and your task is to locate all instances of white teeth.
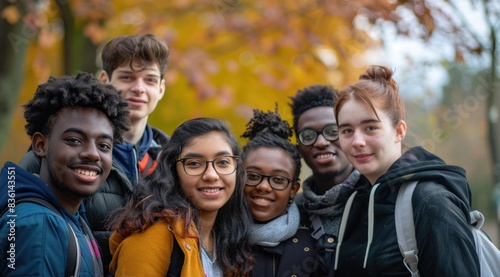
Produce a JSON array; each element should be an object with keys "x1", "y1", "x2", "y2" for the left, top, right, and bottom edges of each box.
[
  {"x1": 316, "y1": 153, "x2": 333, "y2": 159},
  {"x1": 254, "y1": 198, "x2": 271, "y2": 203},
  {"x1": 74, "y1": 169, "x2": 97, "y2": 176},
  {"x1": 201, "y1": 188, "x2": 220, "y2": 193}
]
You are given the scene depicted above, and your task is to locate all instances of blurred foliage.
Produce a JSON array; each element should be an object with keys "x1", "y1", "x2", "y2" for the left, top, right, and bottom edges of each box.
[{"x1": 1, "y1": 0, "x2": 487, "y2": 163}]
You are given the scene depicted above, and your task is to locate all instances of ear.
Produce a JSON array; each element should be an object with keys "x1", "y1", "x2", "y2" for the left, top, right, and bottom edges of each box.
[
  {"x1": 99, "y1": 70, "x2": 110, "y2": 83},
  {"x1": 158, "y1": 78, "x2": 166, "y2": 100},
  {"x1": 395, "y1": 120, "x2": 407, "y2": 143},
  {"x1": 289, "y1": 181, "x2": 301, "y2": 199},
  {"x1": 32, "y1": 132, "x2": 48, "y2": 158}
]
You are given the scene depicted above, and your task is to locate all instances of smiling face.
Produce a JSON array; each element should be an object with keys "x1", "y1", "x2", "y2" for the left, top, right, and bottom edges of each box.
[
  {"x1": 337, "y1": 99, "x2": 406, "y2": 184},
  {"x1": 34, "y1": 108, "x2": 114, "y2": 204},
  {"x1": 176, "y1": 132, "x2": 236, "y2": 215},
  {"x1": 100, "y1": 62, "x2": 165, "y2": 128},
  {"x1": 296, "y1": 106, "x2": 353, "y2": 180},
  {"x1": 243, "y1": 147, "x2": 299, "y2": 222}
]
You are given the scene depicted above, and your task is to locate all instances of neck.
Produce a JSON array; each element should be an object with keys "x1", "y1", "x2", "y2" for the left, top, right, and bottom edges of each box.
[
  {"x1": 198, "y1": 211, "x2": 217, "y2": 253},
  {"x1": 312, "y1": 165, "x2": 354, "y2": 195},
  {"x1": 124, "y1": 118, "x2": 148, "y2": 144}
]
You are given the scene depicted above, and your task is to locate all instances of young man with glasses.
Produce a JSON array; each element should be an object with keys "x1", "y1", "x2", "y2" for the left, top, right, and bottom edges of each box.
[{"x1": 289, "y1": 85, "x2": 362, "y2": 276}]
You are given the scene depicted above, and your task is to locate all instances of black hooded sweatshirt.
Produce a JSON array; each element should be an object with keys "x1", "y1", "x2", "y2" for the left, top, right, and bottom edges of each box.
[{"x1": 334, "y1": 146, "x2": 480, "y2": 276}]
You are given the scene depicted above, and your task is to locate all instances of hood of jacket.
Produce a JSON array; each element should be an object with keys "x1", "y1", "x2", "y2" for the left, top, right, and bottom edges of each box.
[{"x1": 374, "y1": 146, "x2": 472, "y2": 209}]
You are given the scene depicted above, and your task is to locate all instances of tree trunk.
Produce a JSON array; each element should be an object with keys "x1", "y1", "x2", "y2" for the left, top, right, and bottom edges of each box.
[{"x1": 0, "y1": 1, "x2": 42, "y2": 155}]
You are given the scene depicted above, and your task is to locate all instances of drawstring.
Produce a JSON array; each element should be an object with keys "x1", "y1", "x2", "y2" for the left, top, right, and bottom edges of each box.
[{"x1": 363, "y1": 183, "x2": 380, "y2": 268}]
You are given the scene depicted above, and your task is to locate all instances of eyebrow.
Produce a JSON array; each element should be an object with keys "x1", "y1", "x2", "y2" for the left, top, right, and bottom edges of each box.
[
  {"x1": 338, "y1": 118, "x2": 380, "y2": 129},
  {"x1": 181, "y1": 150, "x2": 233, "y2": 158},
  {"x1": 115, "y1": 69, "x2": 161, "y2": 78},
  {"x1": 64, "y1": 128, "x2": 114, "y2": 141},
  {"x1": 245, "y1": 166, "x2": 290, "y2": 175}
]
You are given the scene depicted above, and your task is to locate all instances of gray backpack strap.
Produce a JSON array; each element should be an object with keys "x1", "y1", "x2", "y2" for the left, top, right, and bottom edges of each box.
[
  {"x1": 395, "y1": 181, "x2": 420, "y2": 277},
  {"x1": 334, "y1": 190, "x2": 358, "y2": 270}
]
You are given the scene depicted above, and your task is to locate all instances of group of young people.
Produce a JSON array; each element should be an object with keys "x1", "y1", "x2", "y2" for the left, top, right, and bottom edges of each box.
[{"x1": 0, "y1": 32, "x2": 485, "y2": 277}]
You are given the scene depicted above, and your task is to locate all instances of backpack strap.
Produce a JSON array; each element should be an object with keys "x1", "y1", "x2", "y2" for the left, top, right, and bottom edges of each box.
[
  {"x1": 395, "y1": 181, "x2": 420, "y2": 277},
  {"x1": 1, "y1": 198, "x2": 79, "y2": 277},
  {"x1": 166, "y1": 237, "x2": 184, "y2": 277},
  {"x1": 166, "y1": 225, "x2": 185, "y2": 277}
]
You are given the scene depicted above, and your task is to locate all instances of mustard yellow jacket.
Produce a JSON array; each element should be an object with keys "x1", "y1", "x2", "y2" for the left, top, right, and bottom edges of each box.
[{"x1": 109, "y1": 220, "x2": 205, "y2": 277}]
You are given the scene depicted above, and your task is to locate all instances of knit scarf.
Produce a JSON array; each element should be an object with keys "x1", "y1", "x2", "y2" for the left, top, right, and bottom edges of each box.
[
  {"x1": 249, "y1": 202, "x2": 301, "y2": 247},
  {"x1": 301, "y1": 170, "x2": 360, "y2": 235}
]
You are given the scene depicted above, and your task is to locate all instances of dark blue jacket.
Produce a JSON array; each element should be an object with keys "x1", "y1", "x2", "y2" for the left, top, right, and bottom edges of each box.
[{"x1": 0, "y1": 162, "x2": 99, "y2": 276}]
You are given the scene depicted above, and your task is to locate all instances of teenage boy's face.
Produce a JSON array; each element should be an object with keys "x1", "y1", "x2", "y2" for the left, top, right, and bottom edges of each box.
[
  {"x1": 34, "y1": 107, "x2": 114, "y2": 200},
  {"x1": 101, "y1": 62, "x2": 165, "y2": 125},
  {"x1": 296, "y1": 106, "x2": 352, "y2": 177}
]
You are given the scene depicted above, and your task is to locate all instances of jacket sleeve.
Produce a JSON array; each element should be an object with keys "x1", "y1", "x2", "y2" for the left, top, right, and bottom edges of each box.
[
  {"x1": 1, "y1": 208, "x2": 69, "y2": 276},
  {"x1": 413, "y1": 183, "x2": 480, "y2": 277},
  {"x1": 109, "y1": 222, "x2": 173, "y2": 277}
]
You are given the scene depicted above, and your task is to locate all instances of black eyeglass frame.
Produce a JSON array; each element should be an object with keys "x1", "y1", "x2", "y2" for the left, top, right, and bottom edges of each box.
[
  {"x1": 176, "y1": 155, "x2": 239, "y2": 176},
  {"x1": 297, "y1": 124, "x2": 339, "y2": 146},
  {"x1": 244, "y1": 171, "x2": 296, "y2": 191}
]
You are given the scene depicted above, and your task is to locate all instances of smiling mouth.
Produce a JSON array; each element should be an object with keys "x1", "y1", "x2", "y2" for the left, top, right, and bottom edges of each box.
[
  {"x1": 315, "y1": 153, "x2": 334, "y2": 159},
  {"x1": 74, "y1": 168, "x2": 98, "y2": 176},
  {"x1": 199, "y1": 188, "x2": 222, "y2": 193},
  {"x1": 252, "y1": 197, "x2": 273, "y2": 203}
]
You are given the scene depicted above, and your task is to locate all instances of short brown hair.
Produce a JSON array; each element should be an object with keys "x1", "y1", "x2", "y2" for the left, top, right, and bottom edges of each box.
[{"x1": 101, "y1": 34, "x2": 169, "y2": 79}]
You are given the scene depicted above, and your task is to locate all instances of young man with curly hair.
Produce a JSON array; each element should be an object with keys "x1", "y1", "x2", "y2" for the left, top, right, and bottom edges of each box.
[
  {"x1": 0, "y1": 72, "x2": 130, "y2": 276},
  {"x1": 19, "y1": 34, "x2": 171, "y2": 274},
  {"x1": 289, "y1": 85, "x2": 361, "y2": 276}
]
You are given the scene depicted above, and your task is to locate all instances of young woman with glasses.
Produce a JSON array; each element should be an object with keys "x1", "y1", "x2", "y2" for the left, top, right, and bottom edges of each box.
[
  {"x1": 241, "y1": 107, "x2": 316, "y2": 276},
  {"x1": 107, "y1": 118, "x2": 254, "y2": 277}
]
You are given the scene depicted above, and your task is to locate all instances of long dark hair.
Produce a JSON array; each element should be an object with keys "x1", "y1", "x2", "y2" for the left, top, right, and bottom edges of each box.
[{"x1": 108, "y1": 117, "x2": 253, "y2": 275}]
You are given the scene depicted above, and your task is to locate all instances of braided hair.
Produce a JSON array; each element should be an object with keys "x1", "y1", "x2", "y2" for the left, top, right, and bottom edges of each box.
[{"x1": 241, "y1": 105, "x2": 301, "y2": 181}]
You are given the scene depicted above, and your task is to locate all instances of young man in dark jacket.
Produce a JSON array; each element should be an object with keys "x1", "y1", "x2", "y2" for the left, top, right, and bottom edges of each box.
[
  {"x1": 0, "y1": 72, "x2": 130, "y2": 276},
  {"x1": 19, "y1": 34, "x2": 170, "y2": 274},
  {"x1": 289, "y1": 85, "x2": 362, "y2": 276}
]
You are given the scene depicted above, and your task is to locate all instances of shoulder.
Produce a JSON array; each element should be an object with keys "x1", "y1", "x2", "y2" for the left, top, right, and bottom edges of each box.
[
  {"x1": 121, "y1": 221, "x2": 172, "y2": 245},
  {"x1": 17, "y1": 150, "x2": 41, "y2": 174},
  {"x1": 151, "y1": 126, "x2": 170, "y2": 145}
]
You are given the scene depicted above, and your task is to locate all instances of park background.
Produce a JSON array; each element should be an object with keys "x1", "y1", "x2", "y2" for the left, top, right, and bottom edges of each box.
[{"x1": 1, "y1": 0, "x2": 499, "y2": 245}]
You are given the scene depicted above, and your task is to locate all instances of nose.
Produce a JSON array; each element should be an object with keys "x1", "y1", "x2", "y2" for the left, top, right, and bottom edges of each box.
[
  {"x1": 313, "y1": 133, "x2": 330, "y2": 148},
  {"x1": 256, "y1": 176, "x2": 273, "y2": 193},
  {"x1": 351, "y1": 130, "x2": 366, "y2": 148},
  {"x1": 202, "y1": 161, "x2": 220, "y2": 181},
  {"x1": 81, "y1": 143, "x2": 100, "y2": 162},
  {"x1": 131, "y1": 79, "x2": 146, "y2": 94}
]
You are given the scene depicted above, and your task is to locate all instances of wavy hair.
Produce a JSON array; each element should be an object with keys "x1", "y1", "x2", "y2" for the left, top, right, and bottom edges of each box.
[{"x1": 108, "y1": 117, "x2": 253, "y2": 275}]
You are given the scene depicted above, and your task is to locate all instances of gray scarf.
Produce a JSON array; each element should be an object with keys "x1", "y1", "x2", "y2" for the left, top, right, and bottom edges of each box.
[
  {"x1": 302, "y1": 170, "x2": 360, "y2": 235},
  {"x1": 249, "y1": 202, "x2": 300, "y2": 247}
]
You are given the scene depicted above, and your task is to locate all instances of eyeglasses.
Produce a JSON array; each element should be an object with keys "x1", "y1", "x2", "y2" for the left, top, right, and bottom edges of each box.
[
  {"x1": 245, "y1": 171, "x2": 294, "y2": 191},
  {"x1": 176, "y1": 156, "x2": 238, "y2": 176},
  {"x1": 298, "y1": 124, "x2": 339, "y2": 146}
]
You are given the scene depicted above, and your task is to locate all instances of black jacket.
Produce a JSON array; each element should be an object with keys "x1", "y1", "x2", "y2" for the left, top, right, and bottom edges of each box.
[
  {"x1": 250, "y1": 227, "x2": 316, "y2": 277},
  {"x1": 334, "y1": 146, "x2": 480, "y2": 276}
]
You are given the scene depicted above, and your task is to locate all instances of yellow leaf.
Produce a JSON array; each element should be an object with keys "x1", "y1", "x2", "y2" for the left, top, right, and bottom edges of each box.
[{"x1": 1, "y1": 5, "x2": 20, "y2": 24}]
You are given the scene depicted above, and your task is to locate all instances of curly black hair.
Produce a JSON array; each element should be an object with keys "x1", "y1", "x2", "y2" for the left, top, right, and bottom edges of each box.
[
  {"x1": 23, "y1": 71, "x2": 130, "y2": 144},
  {"x1": 288, "y1": 84, "x2": 338, "y2": 135},
  {"x1": 241, "y1": 105, "x2": 301, "y2": 181}
]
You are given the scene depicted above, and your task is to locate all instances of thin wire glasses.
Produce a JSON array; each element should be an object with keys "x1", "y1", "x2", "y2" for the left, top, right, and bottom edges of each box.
[
  {"x1": 245, "y1": 171, "x2": 295, "y2": 191},
  {"x1": 176, "y1": 156, "x2": 238, "y2": 176},
  {"x1": 298, "y1": 124, "x2": 339, "y2": 146}
]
